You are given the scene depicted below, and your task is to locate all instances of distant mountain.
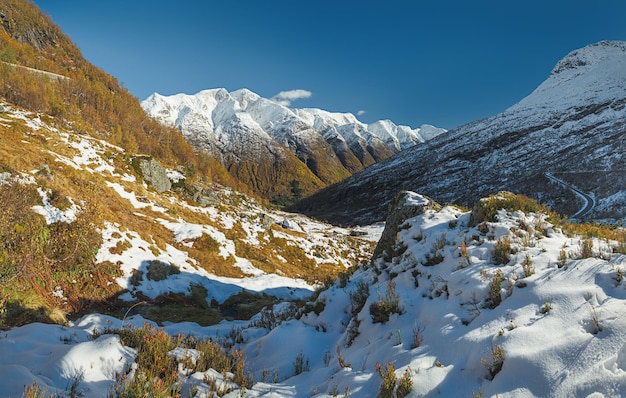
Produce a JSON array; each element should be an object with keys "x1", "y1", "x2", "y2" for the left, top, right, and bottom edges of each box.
[
  {"x1": 142, "y1": 89, "x2": 445, "y2": 203},
  {"x1": 293, "y1": 41, "x2": 626, "y2": 226}
]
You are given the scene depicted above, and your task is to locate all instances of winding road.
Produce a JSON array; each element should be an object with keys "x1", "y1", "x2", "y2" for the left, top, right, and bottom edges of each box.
[{"x1": 545, "y1": 172, "x2": 596, "y2": 219}]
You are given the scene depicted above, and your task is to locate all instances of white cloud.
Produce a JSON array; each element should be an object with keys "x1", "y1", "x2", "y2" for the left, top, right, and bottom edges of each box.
[
  {"x1": 357, "y1": 110, "x2": 366, "y2": 116},
  {"x1": 271, "y1": 89, "x2": 312, "y2": 106}
]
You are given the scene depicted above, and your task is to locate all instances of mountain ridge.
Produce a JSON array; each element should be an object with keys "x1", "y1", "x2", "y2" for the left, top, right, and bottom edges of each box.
[
  {"x1": 142, "y1": 88, "x2": 446, "y2": 203},
  {"x1": 292, "y1": 40, "x2": 626, "y2": 226}
]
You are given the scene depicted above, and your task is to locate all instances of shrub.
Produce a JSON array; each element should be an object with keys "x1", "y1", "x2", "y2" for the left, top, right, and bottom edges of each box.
[
  {"x1": 411, "y1": 324, "x2": 425, "y2": 349},
  {"x1": 370, "y1": 281, "x2": 402, "y2": 324},
  {"x1": 493, "y1": 236, "x2": 511, "y2": 265},
  {"x1": 103, "y1": 323, "x2": 253, "y2": 396},
  {"x1": 396, "y1": 368, "x2": 413, "y2": 398},
  {"x1": 615, "y1": 268, "x2": 624, "y2": 285},
  {"x1": 469, "y1": 192, "x2": 549, "y2": 226},
  {"x1": 375, "y1": 362, "x2": 397, "y2": 398},
  {"x1": 557, "y1": 249, "x2": 568, "y2": 268},
  {"x1": 349, "y1": 281, "x2": 370, "y2": 317},
  {"x1": 458, "y1": 241, "x2": 471, "y2": 268},
  {"x1": 540, "y1": 298, "x2": 553, "y2": 314},
  {"x1": 580, "y1": 238, "x2": 593, "y2": 259},
  {"x1": 482, "y1": 344, "x2": 505, "y2": 380},
  {"x1": 294, "y1": 350, "x2": 310, "y2": 375},
  {"x1": 521, "y1": 253, "x2": 535, "y2": 278},
  {"x1": 485, "y1": 269, "x2": 505, "y2": 309},
  {"x1": 345, "y1": 318, "x2": 361, "y2": 347},
  {"x1": 145, "y1": 260, "x2": 180, "y2": 281}
]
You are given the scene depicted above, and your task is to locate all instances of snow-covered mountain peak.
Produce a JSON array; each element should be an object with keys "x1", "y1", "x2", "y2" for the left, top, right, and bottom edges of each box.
[
  {"x1": 551, "y1": 40, "x2": 626, "y2": 76},
  {"x1": 510, "y1": 40, "x2": 626, "y2": 112},
  {"x1": 142, "y1": 88, "x2": 446, "y2": 199}
]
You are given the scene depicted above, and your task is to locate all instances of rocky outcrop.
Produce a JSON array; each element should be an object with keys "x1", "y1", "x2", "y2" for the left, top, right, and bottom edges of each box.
[
  {"x1": 137, "y1": 158, "x2": 171, "y2": 193},
  {"x1": 373, "y1": 191, "x2": 441, "y2": 259}
]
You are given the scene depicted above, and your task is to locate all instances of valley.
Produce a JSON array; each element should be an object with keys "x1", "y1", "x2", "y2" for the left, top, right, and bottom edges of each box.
[{"x1": 0, "y1": 1, "x2": 625, "y2": 397}]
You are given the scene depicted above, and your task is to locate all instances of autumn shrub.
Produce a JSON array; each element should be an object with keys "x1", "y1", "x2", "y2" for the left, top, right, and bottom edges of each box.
[
  {"x1": 102, "y1": 323, "x2": 253, "y2": 396},
  {"x1": 396, "y1": 367, "x2": 414, "y2": 398},
  {"x1": 492, "y1": 236, "x2": 511, "y2": 265},
  {"x1": 579, "y1": 238, "x2": 594, "y2": 259},
  {"x1": 540, "y1": 298, "x2": 553, "y2": 314},
  {"x1": 0, "y1": 178, "x2": 107, "y2": 327},
  {"x1": 484, "y1": 269, "x2": 505, "y2": 309},
  {"x1": 469, "y1": 192, "x2": 549, "y2": 226},
  {"x1": 482, "y1": 344, "x2": 505, "y2": 380},
  {"x1": 370, "y1": 281, "x2": 402, "y2": 323},
  {"x1": 375, "y1": 362, "x2": 397, "y2": 398},
  {"x1": 521, "y1": 253, "x2": 535, "y2": 277},
  {"x1": 557, "y1": 249, "x2": 568, "y2": 268},
  {"x1": 349, "y1": 281, "x2": 370, "y2": 317}
]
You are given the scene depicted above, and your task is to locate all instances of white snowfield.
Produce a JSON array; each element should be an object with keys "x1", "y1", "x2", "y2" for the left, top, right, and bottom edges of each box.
[{"x1": 4, "y1": 192, "x2": 626, "y2": 397}]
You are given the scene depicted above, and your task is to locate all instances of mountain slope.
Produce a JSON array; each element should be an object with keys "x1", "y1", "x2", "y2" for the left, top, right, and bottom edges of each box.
[
  {"x1": 293, "y1": 41, "x2": 626, "y2": 226},
  {"x1": 0, "y1": 99, "x2": 377, "y2": 329},
  {"x1": 142, "y1": 89, "x2": 445, "y2": 203},
  {"x1": 0, "y1": 0, "x2": 378, "y2": 330},
  {"x1": 5, "y1": 191, "x2": 626, "y2": 397},
  {"x1": 0, "y1": 0, "x2": 246, "y2": 193}
]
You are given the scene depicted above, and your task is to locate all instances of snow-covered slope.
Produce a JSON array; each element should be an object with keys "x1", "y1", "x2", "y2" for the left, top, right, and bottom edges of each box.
[
  {"x1": 6, "y1": 191, "x2": 626, "y2": 397},
  {"x1": 141, "y1": 89, "x2": 446, "y2": 199},
  {"x1": 294, "y1": 41, "x2": 626, "y2": 225},
  {"x1": 0, "y1": 100, "x2": 377, "y2": 322}
]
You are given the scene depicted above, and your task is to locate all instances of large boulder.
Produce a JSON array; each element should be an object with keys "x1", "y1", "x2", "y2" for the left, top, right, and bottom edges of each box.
[
  {"x1": 138, "y1": 158, "x2": 171, "y2": 193},
  {"x1": 373, "y1": 191, "x2": 441, "y2": 259}
]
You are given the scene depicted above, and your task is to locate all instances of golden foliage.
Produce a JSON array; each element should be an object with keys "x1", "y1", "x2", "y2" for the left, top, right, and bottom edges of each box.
[{"x1": 0, "y1": 0, "x2": 247, "y2": 193}]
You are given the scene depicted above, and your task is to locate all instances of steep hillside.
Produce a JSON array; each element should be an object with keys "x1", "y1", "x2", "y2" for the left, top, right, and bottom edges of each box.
[
  {"x1": 0, "y1": 0, "x2": 245, "y2": 192},
  {"x1": 0, "y1": 99, "x2": 377, "y2": 330},
  {"x1": 3, "y1": 0, "x2": 375, "y2": 327},
  {"x1": 293, "y1": 41, "x2": 626, "y2": 226},
  {"x1": 142, "y1": 89, "x2": 445, "y2": 204}
]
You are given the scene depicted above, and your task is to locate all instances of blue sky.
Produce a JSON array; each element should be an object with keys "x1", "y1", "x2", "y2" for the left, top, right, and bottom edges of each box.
[{"x1": 34, "y1": 1, "x2": 626, "y2": 129}]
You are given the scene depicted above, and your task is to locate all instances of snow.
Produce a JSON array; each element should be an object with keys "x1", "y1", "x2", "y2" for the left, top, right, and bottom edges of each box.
[
  {"x1": 31, "y1": 187, "x2": 79, "y2": 224},
  {"x1": 7, "y1": 193, "x2": 626, "y2": 397},
  {"x1": 106, "y1": 181, "x2": 168, "y2": 212},
  {"x1": 141, "y1": 87, "x2": 445, "y2": 167},
  {"x1": 402, "y1": 191, "x2": 430, "y2": 207},
  {"x1": 0, "y1": 322, "x2": 135, "y2": 397}
]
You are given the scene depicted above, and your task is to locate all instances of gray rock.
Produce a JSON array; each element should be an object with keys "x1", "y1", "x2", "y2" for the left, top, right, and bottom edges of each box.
[
  {"x1": 373, "y1": 191, "x2": 441, "y2": 259},
  {"x1": 259, "y1": 213, "x2": 275, "y2": 230},
  {"x1": 138, "y1": 158, "x2": 171, "y2": 193}
]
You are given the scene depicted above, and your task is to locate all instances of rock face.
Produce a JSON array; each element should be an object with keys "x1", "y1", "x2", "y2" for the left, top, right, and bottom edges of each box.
[
  {"x1": 373, "y1": 191, "x2": 441, "y2": 259},
  {"x1": 138, "y1": 158, "x2": 171, "y2": 193}
]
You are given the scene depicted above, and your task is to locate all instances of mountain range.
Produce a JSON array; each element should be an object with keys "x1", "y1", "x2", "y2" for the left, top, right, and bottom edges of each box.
[
  {"x1": 142, "y1": 88, "x2": 445, "y2": 203},
  {"x1": 293, "y1": 40, "x2": 626, "y2": 226},
  {"x1": 4, "y1": 0, "x2": 626, "y2": 396}
]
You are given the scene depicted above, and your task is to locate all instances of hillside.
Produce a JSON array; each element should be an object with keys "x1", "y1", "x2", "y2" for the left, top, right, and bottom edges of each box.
[
  {"x1": 292, "y1": 41, "x2": 626, "y2": 226},
  {"x1": 142, "y1": 89, "x2": 445, "y2": 204},
  {"x1": 0, "y1": 0, "x2": 380, "y2": 330},
  {"x1": 4, "y1": 191, "x2": 626, "y2": 396},
  {"x1": 0, "y1": 0, "x2": 245, "y2": 192},
  {"x1": 0, "y1": 99, "x2": 377, "y2": 329}
]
